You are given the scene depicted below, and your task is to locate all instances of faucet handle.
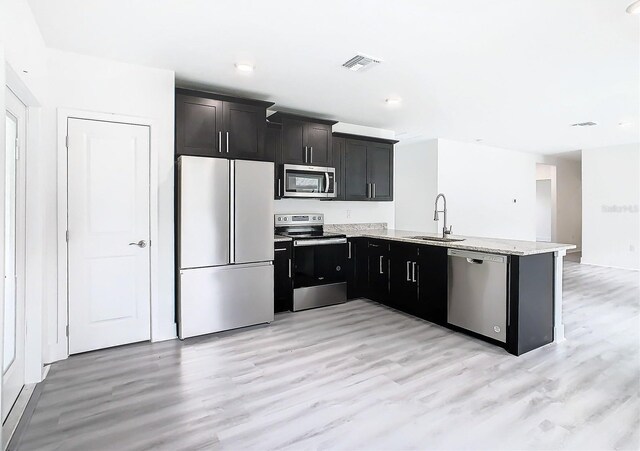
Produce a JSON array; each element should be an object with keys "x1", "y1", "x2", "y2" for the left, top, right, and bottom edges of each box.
[{"x1": 444, "y1": 225, "x2": 453, "y2": 235}]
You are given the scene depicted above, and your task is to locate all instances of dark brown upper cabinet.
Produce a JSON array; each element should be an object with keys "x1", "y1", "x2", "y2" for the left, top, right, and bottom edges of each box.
[
  {"x1": 267, "y1": 112, "x2": 337, "y2": 166},
  {"x1": 334, "y1": 132, "x2": 398, "y2": 202},
  {"x1": 332, "y1": 136, "x2": 346, "y2": 200},
  {"x1": 266, "y1": 122, "x2": 283, "y2": 199},
  {"x1": 175, "y1": 88, "x2": 274, "y2": 161}
]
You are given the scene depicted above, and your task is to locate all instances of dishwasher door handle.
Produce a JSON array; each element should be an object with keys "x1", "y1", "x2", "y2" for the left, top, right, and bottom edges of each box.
[{"x1": 466, "y1": 258, "x2": 484, "y2": 265}]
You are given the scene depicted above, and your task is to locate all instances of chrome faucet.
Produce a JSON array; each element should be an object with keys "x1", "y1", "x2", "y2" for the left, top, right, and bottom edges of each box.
[{"x1": 434, "y1": 193, "x2": 452, "y2": 237}]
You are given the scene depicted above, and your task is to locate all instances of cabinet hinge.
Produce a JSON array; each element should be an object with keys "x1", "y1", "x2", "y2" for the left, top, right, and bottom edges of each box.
[
  {"x1": 65, "y1": 136, "x2": 69, "y2": 148},
  {"x1": 66, "y1": 230, "x2": 69, "y2": 242},
  {"x1": 65, "y1": 325, "x2": 69, "y2": 337}
]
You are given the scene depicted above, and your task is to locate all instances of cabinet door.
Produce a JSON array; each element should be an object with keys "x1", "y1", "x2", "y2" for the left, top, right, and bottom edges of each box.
[
  {"x1": 389, "y1": 243, "x2": 419, "y2": 313},
  {"x1": 347, "y1": 238, "x2": 368, "y2": 299},
  {"x1": 274, "y1": 243, "x2": 292, "y2": 312},
  {"x1": 223, "y1": 102, "x2": 266, "y2": 160},
  {"x1": 176, "y1": 94, "x2": 223, "y2": 157},
  {"x1": 332, "y1": 137, "x2": 345, "y2": 200},
  {"x1": 367, "y1": 240, "x2": 390, "y2": 304},
  {"x1": 367, "y1": 142, "x2": 393, "y2": 201},
  {"x1": 281, "y1": 117, "x2": 307, "y2": 164},
  {"x1": 304, "y1": 123, "x2": 332, "y2": 166},
  {"x1": 344, "y1": 139, "x2": 369, "y2": 200},
  {"x1": 417, "y1": 245, "x2": 448, "y2": 325},
  {"x1": 267, "y1": 124, "x2": 283, "y2": 199}
]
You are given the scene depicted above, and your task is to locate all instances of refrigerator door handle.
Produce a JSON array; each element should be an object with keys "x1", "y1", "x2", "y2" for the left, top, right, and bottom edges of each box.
[{"x1": 229, "y1": 160, "x2": 236, "y2": 263}]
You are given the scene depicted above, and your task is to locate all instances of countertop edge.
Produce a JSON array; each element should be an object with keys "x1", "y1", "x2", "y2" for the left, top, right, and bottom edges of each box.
[{"x1": 340, "y1": 230, "x2": 576, "y2": 256}]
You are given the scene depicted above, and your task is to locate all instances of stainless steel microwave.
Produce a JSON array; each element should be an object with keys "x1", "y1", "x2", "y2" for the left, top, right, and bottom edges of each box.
[{"x1": 282, "y1": 164, "x2": 336, "y2": 198}]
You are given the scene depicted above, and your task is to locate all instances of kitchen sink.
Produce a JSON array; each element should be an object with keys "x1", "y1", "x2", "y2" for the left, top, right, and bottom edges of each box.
[{"x1": 408, "y1": 236, "x2": 466, "y2": 242}]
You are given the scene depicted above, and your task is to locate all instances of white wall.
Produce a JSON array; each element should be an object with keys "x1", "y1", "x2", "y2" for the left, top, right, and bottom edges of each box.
[
  {"x1": 43, "y1": 49, "x2": 176, "y2": 362},
  {"x1": 582, "y1": 144, "x2": 639, "y2": 270},
  {"x1": 275, "y1": 199, "x2": 395, "y2": 227},
  {"x1": 437, "y1": 139, "x2": 538, "y2": 240},
  {"x1": 394, "y1": 139, "x2": 438, "y2": 232}
]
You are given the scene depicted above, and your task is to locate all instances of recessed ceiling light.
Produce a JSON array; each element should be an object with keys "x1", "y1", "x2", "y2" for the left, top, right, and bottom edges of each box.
[
  {"x1": 626, "y1": 0, "x2": 640, "y2": 14},
  {"x1": 235, "y1": 63, "x2": 254, "y2": 73},
  {"x1": 475, "y1": 138, "x2": 483, "y2": 142},
  {"x1": 571, "y1": 121, "x2": 598, "y2": 127},
  {"x1": 385, "y1": 98, "x2": 402, "y2": 105},
  {"x1": 618, "y1": 121, "x2": 632, "y2": 127}
]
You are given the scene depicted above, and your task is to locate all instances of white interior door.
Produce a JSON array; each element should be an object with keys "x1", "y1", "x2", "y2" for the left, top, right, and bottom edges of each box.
[
  {"x1": 67, "y1": 118, "x2": 151, "y2": 354},
  {"x1": 2, "y1": 88, "x2": 27, "y2": 422}
]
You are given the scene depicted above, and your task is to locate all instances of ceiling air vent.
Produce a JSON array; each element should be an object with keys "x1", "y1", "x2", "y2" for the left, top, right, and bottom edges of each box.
[
  {"x1": 571, "y1": 121, "x2": 597, "y2": 127},
  {"x1": 342, "y1": 54, "x2": 382, "y2": 72}
]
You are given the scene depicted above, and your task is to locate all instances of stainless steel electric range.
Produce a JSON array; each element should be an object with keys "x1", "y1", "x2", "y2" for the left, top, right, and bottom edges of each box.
[{"x1": 275, "y1": 214, "x2": 347, "y2": 311}]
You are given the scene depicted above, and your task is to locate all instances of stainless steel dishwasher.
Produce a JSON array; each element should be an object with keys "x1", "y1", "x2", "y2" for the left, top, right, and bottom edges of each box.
[{"x1": 447, "y1": 249, "x2": 508, "y2": 343}]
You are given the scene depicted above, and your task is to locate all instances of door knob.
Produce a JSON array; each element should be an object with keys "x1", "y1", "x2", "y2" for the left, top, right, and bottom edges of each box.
[{"x1": 129, "y1": 240, "x2": 147, "y2": 248}]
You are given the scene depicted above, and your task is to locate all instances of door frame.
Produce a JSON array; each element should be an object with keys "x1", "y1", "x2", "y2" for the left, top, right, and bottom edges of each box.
[
  {"x1": 54, "y1": 109, "x2": 158, "y2": 362},
  {"x1": 5, "y1": 64, "x2": 45, "y2": 387}
]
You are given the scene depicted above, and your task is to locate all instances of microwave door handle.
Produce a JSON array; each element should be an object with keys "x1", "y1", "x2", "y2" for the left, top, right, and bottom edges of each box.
[{"x1": 325, "y1": 172, "x2": 330, "y2": 193}]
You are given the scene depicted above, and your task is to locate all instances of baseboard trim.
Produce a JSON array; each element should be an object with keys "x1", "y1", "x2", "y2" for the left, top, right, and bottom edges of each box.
[{"x1": 6, "y1": 379, "x2": 46, "y2": 451}]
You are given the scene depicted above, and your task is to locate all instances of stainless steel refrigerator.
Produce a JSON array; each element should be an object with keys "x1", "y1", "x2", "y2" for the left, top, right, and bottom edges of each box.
[{"x1": 177, "y1": 156, "x2": 274, "y2": 339}]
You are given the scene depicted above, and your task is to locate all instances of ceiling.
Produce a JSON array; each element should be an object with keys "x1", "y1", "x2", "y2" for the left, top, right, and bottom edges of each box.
[{"x1": 27, "y1": 0, "x2": 640, "y2": 154}]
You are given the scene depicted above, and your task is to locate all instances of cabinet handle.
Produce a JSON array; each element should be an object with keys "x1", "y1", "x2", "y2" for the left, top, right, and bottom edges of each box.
[
  {"x1": 305, "y1": 146, "x2": 308, "y2": 163},
  {"x1": 366, "y1": 183, "x2": 371, "y2": 199},
  {"x1": 275, "y1": 247, "x2": 287, "y2": 252},
  {"x1": 348, "y1": 242, "x2": 352, "y2": 259},
  {"x1": 288, "y1": 258, "x2": 292, "y2": 278},
  {"x1": 310, "y1": 146, "x2": 313, "y2": 163},
  {"x1": 412, "y1": 262, "x2": 417, "y2": 282},
  {"x1": 373, "y1": 183, "x2": 376, "y2": 199},
  {"x1": 218, "y1": 131, "x2": 222, "y2": 153},
  {"x1": 226, "y1": 132, "x2": 229, "y2": 153},
  {"x1": 379, "y1": 256, "x2": 384, "y2": 274},
  {"x1": 278, "y1": 178, "x2": 282, "y2": 197},
  {"x1": 406, "y1": 261, "x2": 411, "y2": 281}
]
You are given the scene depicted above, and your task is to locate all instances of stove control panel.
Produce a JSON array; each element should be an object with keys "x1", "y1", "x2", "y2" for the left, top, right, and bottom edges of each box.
[{"x1": 275, "y1": 214, "x2": 324, "y2": 226}]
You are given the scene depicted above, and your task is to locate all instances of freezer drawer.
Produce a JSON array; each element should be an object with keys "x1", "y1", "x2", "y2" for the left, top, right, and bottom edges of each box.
[
  {"x1": 178, "y1": 263, "x2": 274, "y2": 339},
  {"x1": 447, "y1": 249, "x2": 508, "y2": 343}
]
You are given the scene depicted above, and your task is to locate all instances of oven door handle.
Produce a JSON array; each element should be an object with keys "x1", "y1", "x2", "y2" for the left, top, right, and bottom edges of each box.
[{"x1": 293, "y1": 238, "x2": 347, "y2": 247}]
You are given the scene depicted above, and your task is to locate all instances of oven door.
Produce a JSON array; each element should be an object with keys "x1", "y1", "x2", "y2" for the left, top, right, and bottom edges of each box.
[
  {"x1": 293, "y1": 238, "x2": 347, "y2": 288},
  {"x1": 283, "y1": 164, "x2": 336, "y2": 198}
]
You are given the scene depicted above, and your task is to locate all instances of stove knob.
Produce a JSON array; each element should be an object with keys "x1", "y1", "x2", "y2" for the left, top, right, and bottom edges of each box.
[{"x1": 284, "y1": 217, "x2": 288, "y2": 221}]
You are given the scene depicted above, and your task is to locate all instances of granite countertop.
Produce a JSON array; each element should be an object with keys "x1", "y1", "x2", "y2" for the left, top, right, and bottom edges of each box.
[
  {"x1": 332, "y1": 227, "x2": 576, "y2": 256},
  {"x1": 274, "y1": 235, "x2": 292, "y2": 243}
]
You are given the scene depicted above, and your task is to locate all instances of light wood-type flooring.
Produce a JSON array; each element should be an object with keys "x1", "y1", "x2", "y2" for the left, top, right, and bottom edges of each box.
[{"x1": 19, "y1": 261, "x2": 640, "y2": 450}]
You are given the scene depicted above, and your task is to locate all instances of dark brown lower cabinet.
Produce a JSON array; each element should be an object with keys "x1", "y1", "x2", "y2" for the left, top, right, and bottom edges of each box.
[
  {"x1": 366, "y1": 240, "x2": 390, "y2": 304},
  {"x1": 346, "y1": 238, "x2": 368, "y2": 299},
  {"x1": 388, "y1": 243, "x2": 419, "y2": 314},
  {"x1": 343, "y1": 237, "x2": 555, "y2": 355},
  {"x1": 506, "y1": 253, "x2": 554, "y2": 355},
  {"x1": 416, "y1": 245, "x2": 448, "y2": 325},
  {"x1": 274, "y1": 242, "x2": 293, "y2": 312}
]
